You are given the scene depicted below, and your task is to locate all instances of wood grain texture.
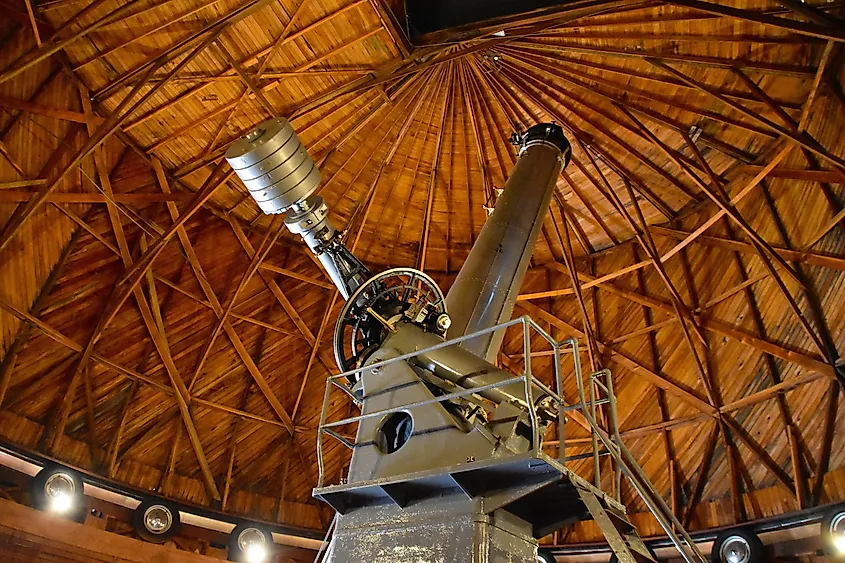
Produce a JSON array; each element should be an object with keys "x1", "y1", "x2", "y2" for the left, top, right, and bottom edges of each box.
[{"x1": 0, "y1": 0, "x2": 844, "y2": 546}]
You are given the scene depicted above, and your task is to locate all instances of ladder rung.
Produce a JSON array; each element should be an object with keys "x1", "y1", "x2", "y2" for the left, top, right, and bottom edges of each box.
[
  {"x1": 628, "y1": 539, "x2": 653, "y2": 559},
  {"x1": 604, "y1": 505, "x2": 633, "y2": 528}
]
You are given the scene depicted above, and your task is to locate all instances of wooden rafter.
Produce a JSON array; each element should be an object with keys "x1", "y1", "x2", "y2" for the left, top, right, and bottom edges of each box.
[{"x1": 2, "y1": 0, "x2": 845, "y2": 538}]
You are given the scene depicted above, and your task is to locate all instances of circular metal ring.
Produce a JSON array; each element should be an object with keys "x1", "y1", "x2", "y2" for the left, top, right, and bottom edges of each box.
[
  {"x1": 44, "y1": 472, "x2": 76, "y2": 497},
  {"x1": 142, "y1": 504, "x2": 174, "y2": 534},
  {"x1": 237, "y1": 527, "x2": 266, "y2": 551},
  {"x1": 333, "y1": 267, "x2": 447, "y2": 374},
  {"x1": 719, "y1": 534, "x2": 751, "y2": 563}
]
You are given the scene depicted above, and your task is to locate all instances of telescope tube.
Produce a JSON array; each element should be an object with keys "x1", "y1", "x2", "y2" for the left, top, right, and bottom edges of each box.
[{"x1": 444, "y1": 123, "x2": 571, "y2": 363}]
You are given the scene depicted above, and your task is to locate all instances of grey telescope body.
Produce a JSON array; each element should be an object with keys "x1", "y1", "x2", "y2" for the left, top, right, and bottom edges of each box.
[{"x1": 445, "y1": 124, "x2": 571, "y2": 363}]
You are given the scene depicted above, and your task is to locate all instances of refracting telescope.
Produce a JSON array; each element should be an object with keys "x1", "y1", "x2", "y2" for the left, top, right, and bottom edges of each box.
[{"x1": 225, "y1": 118, "x2": 704, "y2": 563}]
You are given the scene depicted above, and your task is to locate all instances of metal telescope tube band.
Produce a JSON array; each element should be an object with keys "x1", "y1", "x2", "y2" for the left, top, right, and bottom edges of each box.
[
  {"x1": 225, "y1": 117, "x2": 364, "y2": 299},
  {"x1": 445, "y1": 123, "x2": 571, "y2": 362}
]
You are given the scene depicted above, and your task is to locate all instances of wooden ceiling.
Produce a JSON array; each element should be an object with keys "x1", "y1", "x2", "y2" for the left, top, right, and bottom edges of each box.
[{"x1": 0, "y1": 0, "x2": 844, "y2": 545}]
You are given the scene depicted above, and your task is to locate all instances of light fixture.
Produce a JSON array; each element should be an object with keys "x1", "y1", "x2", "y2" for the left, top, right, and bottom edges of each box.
[
  {"x1": 719, "y1": 535, "x2": 751, "y2": 563},
  {"x1": 238, "y1": 527, "x2": 268, "y2": 563},
  {"x1": 143, "y1": 504, "x2": 173, "y2": 534},
  {"x1": 31, "y1": 466, "x2": 85, "y2": 521},
  {"x1": 711, "y1": 528, "x2": 764, "y2": 563},
  {"x1": 134, "y1": 500, "x2": 181, "y2": 543},
  {"x1": 44, "y1": 472, "x2": 76, "y2": 514},
  {"x1": 823, "y1": 507, "x2": 845, "y2": 556},
  {"x1": 245, "y1": 543, "x2": 267, "y2": 563},
  {"x1": 537, "y1": 547, "x2": 555, "y2": 563}
]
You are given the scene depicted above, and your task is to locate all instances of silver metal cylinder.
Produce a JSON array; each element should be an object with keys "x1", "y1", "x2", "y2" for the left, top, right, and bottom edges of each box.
[
  {"x1": 225, "y1": 117, "x2": 320, "y2": 214},
  {"x1": 445, "y1": 124, "x2": 571, "y2": 363}
]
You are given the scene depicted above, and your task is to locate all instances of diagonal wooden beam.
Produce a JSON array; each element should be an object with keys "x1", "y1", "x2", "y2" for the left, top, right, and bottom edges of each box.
[
  {"x1": 559, "y1": 211, "x2": 601, "y2": 371},
  {"x1": 666, "y1": 0, "x2": 845, "y2": 42},
  {"x1": 0, "y1": 191, "x2": 195, "y2": 203},
  {"x1": 73, "y1": 0, "x2": 232, "y2": 71},
  {"x1": 508, "y1": 36, "x2": 815, "y2": 77},
  {"x1": 517, "y1": 300, "x2": 717, "y2": 416},
  {"x1": 0, "y1": 220, "x2": 84, "y2": 409},
  {"x1": 152, "y1": 158, "x2": 294, "y2": 432},
  {"x1": 213, "y1": 39, "x2": 277, "y2": 116},
  {"x1": 121, "y1": 0, "x2": 364, "y2": 134},
  {"x1": 0, "y1": 93, "x2": 97, "y2": 124},
  {"x1": 419, "y1": 65, "x2": 454, "y2": 270},
  {"x1": 367, "y1": 0, "x2": 410, "y2": 56},
  {"x1": 774, "y1": 0, "x2": 845, "y2": 27},
  {"x1": 631, "y1": 244, "x2": 683, "y2": 522},
  {"x1": 188, "y1": 217, "x2": 283, "y2": 389},
  {"x1": 568, "y1": 267, "x2": 835, "y2": 378},
  {"x1": 812, "y1": 381, "x2": 840, "y2": 504},
  {"x1": 145, "y1": 24, "x2": 385, "y2": 152},
  {"x1": 496, "y1": 56, "x2": 699, "y2": 207},
  {"x1": 106, "y1": 381, "x2": 137, "y2": 478},
  {"x1": 0, "y1": 28, "x2": 225, "y2": 255},
  {"x1": 573, "y1": 134, "x2": 715, "y2": 399},
  {"x1": 0, "y1": 0, "x2": 145, "y2": 85},
  {"x1": 722, "y1": 414, "x2": 796, "y2": 495},
  {"x1": 228, "y1": 218, "x2": 337, "y2": 373},
  {"x1": 117, "y1": 160, "x2": 233, "y2": 287},
  {"x1": 626, "y1": 107, "x2": 835, "y2": 363},
  {"x1": 80, "y1": 92, "x2": 221, "y2": 500},
  {"x1": 519, "y1": 145, "x2": 794, "y2": 301},
  {"x1": 0, "y1": 294, "x2": 295, "y2": 433},
  {"x1": 621, "y1": 105, "x2": 803, "y2": 283},
  {"x1": 93, "y1": 0, "x2": 274, "y2": 101},
  {"x1": 648, "y1": 54, "x2": 845, "y2": 173},
  {"x1": 505, "y1": 45, "x2": 765, "y2": 159},
  {"x1": 649, "y1": 227, "x2": 845, "y2": 272},
  {"x1": 675, "y1": 239, "x2": 749, "y2": 524},
  {"x1": 682, "y1": 421, "x2": 719, "y2": 527},
  {"x1": 738, "y1": 166, "x2": 844, "y2": 184}
]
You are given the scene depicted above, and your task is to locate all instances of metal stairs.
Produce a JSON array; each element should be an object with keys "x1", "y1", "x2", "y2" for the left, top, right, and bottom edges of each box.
[
  {"x1": 577, "y1": 484, "x2": 657, "y2": 563},
  {"x1": 576, "y1": 368, "x2": 707, "y2": 563}
]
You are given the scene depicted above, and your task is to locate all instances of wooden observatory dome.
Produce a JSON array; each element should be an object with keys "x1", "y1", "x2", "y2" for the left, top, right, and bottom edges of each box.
[{"x1": 1, "y1": 0, "x2": 845, "y2": 547}]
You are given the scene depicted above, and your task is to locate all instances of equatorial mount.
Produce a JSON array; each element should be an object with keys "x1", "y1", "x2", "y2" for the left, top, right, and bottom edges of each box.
[{"x1": 333, "y1": 268, "x2": 450, "y2": 373}]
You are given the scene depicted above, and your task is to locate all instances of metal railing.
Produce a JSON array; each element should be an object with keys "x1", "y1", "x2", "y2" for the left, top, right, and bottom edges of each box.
[
  {"x1": 314, "y1": 314, "x2": 707, "y2": 563},
  {"x1": 316, "y1": 315, "x2": 583, "y2": 488}
]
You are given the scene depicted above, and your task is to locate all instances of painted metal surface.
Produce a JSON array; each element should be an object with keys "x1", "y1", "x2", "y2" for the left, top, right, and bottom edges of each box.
[
  {"x1": 225, "y1": 119, "x2": 370, "y2": 299},
  {"x1": 225, "y1": 117, "x2": 320, "y2": 214},
  {"x1": 444, "y1": 124, "x2": 572, "y2": 363},
  {"x1": 325, "y1": 496, "x2": 537, "y2": 563}
]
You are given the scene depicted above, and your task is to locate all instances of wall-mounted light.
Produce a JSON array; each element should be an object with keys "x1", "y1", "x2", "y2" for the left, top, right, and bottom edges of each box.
[
  {"x1": 822, "y1": 506, "x2": 845, "y2": 557},
  {"x1": 229, "y1": 524, "x2": 274, "y2": 563},
  {"x1": 44, "y1": 472, "x2": 75, "y2": 513},
  {"x1": 31, "y1": 465, "x2": 84, "y2": 521},
  {"x1": 537, "y1": 547, "x2": 555, "y2": 563},
  {"x1": 710, "y1": 528, "x2": 764, "y2": 563},
  {"x1": 133, "y1": 499, "x2": 181, "y2": 543}
]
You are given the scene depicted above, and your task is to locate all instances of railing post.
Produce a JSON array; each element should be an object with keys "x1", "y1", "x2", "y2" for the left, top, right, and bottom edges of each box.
[
  {"x1": 602, "y1": 370, "x2": 622, "y2": 502},
  {"x1": 554, "y1": 340, "x2": 565, "y2": 464},
  {"x1": 589, "y1": 373, "x2": 601, "y2": 491},
  {"x1": 317, "y1": 380, "x2": 332, "y2": 488},
  {"x1": 522, "y1": 318, "x2": 539, "y2": 452}
]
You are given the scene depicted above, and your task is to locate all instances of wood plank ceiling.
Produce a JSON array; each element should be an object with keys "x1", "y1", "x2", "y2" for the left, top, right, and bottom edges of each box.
[{"x1": 0, "y1": 0, "x2": 844, "y2": 543}]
